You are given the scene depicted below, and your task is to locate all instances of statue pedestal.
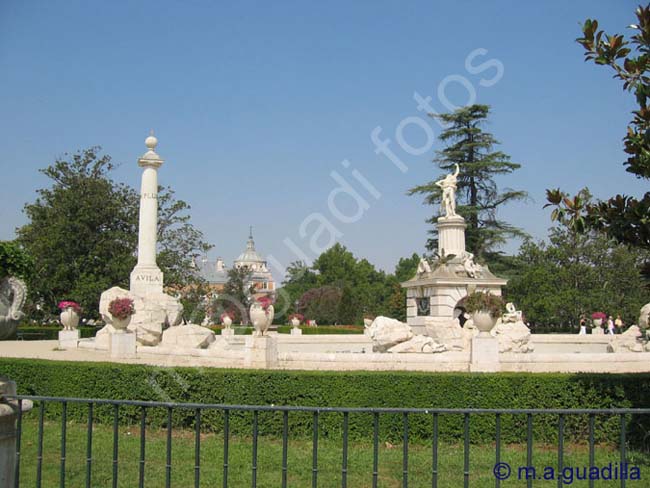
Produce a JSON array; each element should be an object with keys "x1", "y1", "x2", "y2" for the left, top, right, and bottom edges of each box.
[
  {"x1": 244, "y1": 336, "x2": 278, "y2": 368},
  {"x1": 290, "y1": 328, "x2": 302, "y2": 336},
  {"x1": 437, "y1": 215, "x2": 467, "y2": 256},
  {"x1": 110, "y1": 332, "x2": 137, "y2": 359},
  {"x1": 58, "y1": 329, "x2": 80, "y2": 349},
  {"x1": 0, "y1": 378, "x2": 32, "y2": 487},
  {"x1": 221, "y1": 328, "x2": 234, "y2": 338},
  {"x1": 470, "y1": 335, "x2": 500, "y2": 372}
]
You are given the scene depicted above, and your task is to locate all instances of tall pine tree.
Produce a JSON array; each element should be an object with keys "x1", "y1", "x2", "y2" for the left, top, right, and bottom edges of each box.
[{"x1": 408, "y1": 104, "x2": 528, "y2": 259}]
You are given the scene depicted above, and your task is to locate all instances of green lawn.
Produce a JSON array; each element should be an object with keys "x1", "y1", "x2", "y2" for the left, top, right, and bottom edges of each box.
[{"x1": 17, "y1": 417, "x2": 650, "y2": 487}]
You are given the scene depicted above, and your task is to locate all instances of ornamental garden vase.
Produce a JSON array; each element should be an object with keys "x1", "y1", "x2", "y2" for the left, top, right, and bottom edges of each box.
[
  {"x1": 290, "y1": 317, "x2": 300, "y2": 328},
  {"x1": 472, "y1": 311, "x2": 497, "y2": 335},
  {"x1": 60, "y1": 308, "x2": 80, "y2": 331},
  {"x1": 111, "y1": 315, "x2": 132, "y2": 333},
  {"x1": 222, "y1": 316, "x2": 233, "y2": 328},
  {"x1": 250, "y1": 304, "x2": 274, "y2": 336}
]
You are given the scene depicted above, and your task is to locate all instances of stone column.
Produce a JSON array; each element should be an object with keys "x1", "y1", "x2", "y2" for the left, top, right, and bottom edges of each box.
[
  {"x1": 437, "y1": 215, "x2": 467, "y2": 257},
  {"x1": 0, "y1": 377, "x2": 32, "y2": 487},
  {"x1": 130, "y1": 132, "x2": 164, "y2": 296}
]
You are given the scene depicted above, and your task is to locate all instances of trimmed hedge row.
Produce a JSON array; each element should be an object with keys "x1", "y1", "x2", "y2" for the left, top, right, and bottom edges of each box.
[
  {"x1": 8, "y1": 327, "x2": 97, "y2": 341},
  {"x1": 1, "y1": 358, "x2": 649, "y2": 446}
]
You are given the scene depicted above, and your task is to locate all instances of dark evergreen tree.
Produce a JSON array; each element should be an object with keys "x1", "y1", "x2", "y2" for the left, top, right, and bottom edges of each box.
[{"x1": 408, "y1": 105, "x2": 528, "y2": 259}]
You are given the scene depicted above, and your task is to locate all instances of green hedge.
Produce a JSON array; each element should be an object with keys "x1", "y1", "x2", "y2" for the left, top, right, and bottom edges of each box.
[
  {"x1": 5, "y1": 327, "x2": 97, "y2": 341},
  {"x1": 1, "y1": 358, "x2": 649, "y2": 447}
]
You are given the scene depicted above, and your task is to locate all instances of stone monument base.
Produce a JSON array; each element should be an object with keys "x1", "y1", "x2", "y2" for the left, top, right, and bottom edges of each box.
[
  {"x1": 58, "y1": 329, "x2": 80, "y2": 349},
  {"x1": 470, "y1": 334, "x2": 499, "y2": 372},
  {"x1": 110, "y1": 332, "x2": 137, "y2": 359},
  {"x1": 221, "y1": 328, "x2": 234, "y2": 338},
  {"x1": 290, "y1": 328, "x2": 302, "y2": 336},
  {"x1": 244, "y1": 335, "x2": 278, "y2": 368}
]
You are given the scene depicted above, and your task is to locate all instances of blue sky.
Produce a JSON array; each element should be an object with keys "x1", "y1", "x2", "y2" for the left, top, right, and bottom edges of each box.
[{"x1": 0, "y1": 0, "x2": 644, "y2": 282}]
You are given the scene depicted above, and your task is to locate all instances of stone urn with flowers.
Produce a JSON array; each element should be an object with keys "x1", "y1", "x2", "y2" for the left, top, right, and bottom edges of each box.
[
  {"x1": 58, "y1": 300, "x2": 82, "y2": 330},
  {"x1": 108, "y1": 297, "x2": 135, "y2": 333},
  {"x1": 591, "y1": 312, "x2": 606, "y2": 335},
  {"x1": 221, "y1": 311, "x2": 234, "y2": 328},
  {"x1": 289, "y1": 313, "x2": 303, "y2": 329},
  {"x1": 464, "y1": 291, "x2": 504, "y2": 335},
  {"x1": 249, "y1": 296, "x2": 274, "y2": 336}
]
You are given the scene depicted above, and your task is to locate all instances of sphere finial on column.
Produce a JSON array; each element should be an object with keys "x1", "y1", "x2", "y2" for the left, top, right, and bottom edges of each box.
[{"x1": 145, "y1": 130, "x2": 158, "y2": 151}]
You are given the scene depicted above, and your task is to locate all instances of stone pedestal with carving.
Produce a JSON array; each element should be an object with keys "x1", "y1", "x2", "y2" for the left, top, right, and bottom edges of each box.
[
  {"x1": 58, "y1": 329, "x2": 80, "y2": 349},
  {"x1": 110, "y1": 332, "x2": 137, "y2": 359},
  {"x1": 244, "y1": 335, "x2": 278, "y2": 368},
  {"x1": 290, "y1": 328, "x2": 302, "y2": 336},
  {"x1": 221, "y1": 328, "x2": 234, "y2": 338},
  {"x1": 0, "y1": 378, "x2": 32, "y2": 487},
  {"x1": 470, "y1": 335, "x2": 500, "y2": 372}
]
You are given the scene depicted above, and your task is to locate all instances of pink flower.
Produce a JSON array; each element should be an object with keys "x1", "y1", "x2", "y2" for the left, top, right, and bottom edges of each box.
[
  {"x1": 58, "y1": 301, "x2": 82, "y2": 314},
  {"x1": 108, "y1": 298, "x2": 135, "y2": 320}
]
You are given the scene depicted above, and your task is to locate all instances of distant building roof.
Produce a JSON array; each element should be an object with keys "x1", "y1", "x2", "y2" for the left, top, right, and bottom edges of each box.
[{"x1": 196, "y1": 257, "x2": 228, "y2": 285}]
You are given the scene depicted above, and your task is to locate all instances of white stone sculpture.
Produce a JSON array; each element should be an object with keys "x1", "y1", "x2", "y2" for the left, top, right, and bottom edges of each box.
[
  {"x1": 607, "y1": 325, "x2": 645, "y2": 353},
  {"x1": 0, "y1": 277, "x2": 26, "y2": 340},
  {"x1": 435, "y1": 164, "x2": 460, "y2": 217},
  {"x1": 387, "y1": 335, "x2": 447, "y2": 353},
  {"x1": 461, "y1": 252, "x2": 482, "y2": 278},
  {"x1": 426, "y1": 318, "x2": 474, "y2": 351},
  {"x1": 367, "y1": 316, "x2": 414, "y2": 352},
  {"x1": 96, "y1": 286, "x2": 183, "y2": 348},
  {"x1": 416, "y1": 258, "x2": 432, "y2": 275},
  {"x1": 638, "y1": 303, "x2": 650, "y2": 330},
  {"x1": 161, "y1": 324, "x2": 216, "y2": 349},
  {"x1": 491, "y1": 319, "x2": 533, "y2": 353},
  {"x1": 502, "y1": 303, "x2": 523, "y2": 323}
]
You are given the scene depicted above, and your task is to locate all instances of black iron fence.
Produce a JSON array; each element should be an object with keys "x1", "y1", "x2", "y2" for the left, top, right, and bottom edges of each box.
[{"x1": 8, "y1": 395, "x2": 650, "y2": 488}]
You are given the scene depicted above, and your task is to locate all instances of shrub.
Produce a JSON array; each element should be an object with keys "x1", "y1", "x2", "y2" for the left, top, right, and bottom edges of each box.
[
  {"x1": 2, "y1": 358, "x2": 649, "y2": 447},
  {"x1": 465, "y1": 292, "x2": 504, "y2": 317}
]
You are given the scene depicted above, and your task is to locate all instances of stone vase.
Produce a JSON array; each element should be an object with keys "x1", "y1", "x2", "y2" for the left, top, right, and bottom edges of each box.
[
  {"x1": 472, "y1": 311, "x2": 497, "y2": 335},
  {"x1": 593, "y1": 318, "x2": 603, "y2": 328},
  {"x1": 250, "y1": 304, "x2": 274, "y2": 336},
  {"x1": 222, "y1": 315, "x2": 233, "y2": 328},
  {"x1": 60, "y1": 308, "x2": 80, "y2": 330},
  {"x1": 111, "y1": 314, "x2": 132, "y2": 333},
  {"x1": 290, "y1": 317, "x2": 301, "y2": 328}
]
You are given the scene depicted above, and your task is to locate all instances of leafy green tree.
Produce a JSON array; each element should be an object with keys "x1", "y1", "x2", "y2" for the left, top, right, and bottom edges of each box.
[
  {"x1": 0, "y1": 241, "x2": 33, "y2": 280},
  {"x1": 276, "y1": 260, "x2": 319, "y2": 316},
  {"x1": 337, "y1": 283, "x2": 357, "y2": 325},
  {"x1": 17, "y1": 147, "x2": 211, "y2": 317},
  {"x1": 394, "y1": 253, "x2": 420, "y2": 282},
  {"x1": 408, "y1": 105, "x2": 528, "y2": 259},
  {"x1": 507, "y1": 228, "x2": 648, "y2": 327},
  {"x1": 296, "y1": 286, "x2": 342, "y2": 324},
  {"x1": 547, "y1": 6, "x2": 650, "y2": 250},
  {"x1": 212, "y1": 266, "x2": 254, "y2": 325}
]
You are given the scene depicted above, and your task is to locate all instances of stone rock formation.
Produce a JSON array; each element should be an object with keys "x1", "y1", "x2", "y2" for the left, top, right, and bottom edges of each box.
[
  {"x1": 95, "y1": 286, "x2": 183, "y2": 348},
  {"x1": 161, "y1": 323, "x2": 216, "y2": 349},
  {"x1": 387, "y1": 335, "x2": 447, "y2": 353},
  {"x1": 367, "y1": 316, "x2": 414, "y2": 352},
  {"x1": 607, "y1": 325, "x2": 645, "y2": 353},
  {"x1": 491, "y1": 319, "x2": 533, "y2": 353}
]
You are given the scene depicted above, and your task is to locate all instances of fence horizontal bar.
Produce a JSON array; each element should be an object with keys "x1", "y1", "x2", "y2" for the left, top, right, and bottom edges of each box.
[{"x1": 8, "y1": 395, "x2": 650, "y2": 415}]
